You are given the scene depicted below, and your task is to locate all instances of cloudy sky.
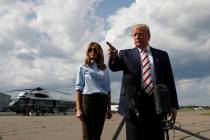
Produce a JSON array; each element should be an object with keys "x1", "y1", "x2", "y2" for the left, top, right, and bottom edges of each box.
[{"x1": 0, "y1": 0, "x2": 210, "y2": 105}]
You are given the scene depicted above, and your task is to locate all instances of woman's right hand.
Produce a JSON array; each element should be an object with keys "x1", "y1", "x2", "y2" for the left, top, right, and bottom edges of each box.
[
  {"x1": 106, "y1": 110, "x2": 112, "y2": 119},
  {"x1": 76, "y1": 110, "x2": 83, "y2": 121}
]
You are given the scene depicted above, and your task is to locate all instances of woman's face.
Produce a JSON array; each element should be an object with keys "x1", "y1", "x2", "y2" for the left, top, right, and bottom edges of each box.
[{"x1": 88, "y1": 47, "x2": 98, "y2": 60}]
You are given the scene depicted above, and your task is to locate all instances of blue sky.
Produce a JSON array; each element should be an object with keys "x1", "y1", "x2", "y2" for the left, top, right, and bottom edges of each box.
[
  {"x1": 0, "y1": 0, "x2": 210, "y2": 105},
  {"x1": 95, "y1": 0, "x2": 134, "y2": 18}
]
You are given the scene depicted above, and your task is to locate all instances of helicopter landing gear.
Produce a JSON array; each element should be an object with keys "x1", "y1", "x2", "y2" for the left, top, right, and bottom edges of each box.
[
  {"x1": 53, "y1": 108, "x2": 60, "y2": 115},
  {"x1": 35, "y1": 107, "x2": 45, "y2": 116},
  {"x1": 35, "y1": 107, "x2": 41, "y2": 116},
  {"x1": 24, "y1": 105, "x2": 34, "y2": 116},
  {"x1": 28, "y1": 109, "x2": 33, "y2": 116},
  {"x1": 26, "y1": 108, "x2": 34, "y2": 116}
]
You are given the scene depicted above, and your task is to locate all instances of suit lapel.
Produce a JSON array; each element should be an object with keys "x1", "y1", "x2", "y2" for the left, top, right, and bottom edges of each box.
[
  {"x1": 126, "y1": 48, "x2": 141, "y2": 80},
  {"x1": 150, "y1": 47, "x2": 159, "y2": 82}
]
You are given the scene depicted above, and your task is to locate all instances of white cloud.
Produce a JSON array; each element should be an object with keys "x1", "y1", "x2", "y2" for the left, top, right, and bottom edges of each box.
[
  {"x1": 0, "y1": 0, "x2": 104, "y2": 90},
  {"x1": 176, "y1": 76, "x2": 210, "y2": 105}
]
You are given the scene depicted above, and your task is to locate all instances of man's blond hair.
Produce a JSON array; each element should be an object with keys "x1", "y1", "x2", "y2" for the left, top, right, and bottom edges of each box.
[{"x1": 132, "y1": 24, "x2": 151, "y2": 40}]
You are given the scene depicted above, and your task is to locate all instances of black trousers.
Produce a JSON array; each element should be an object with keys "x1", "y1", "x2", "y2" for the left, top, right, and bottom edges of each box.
[
  {"x1": 81, "y1": 93, "x2": 108, "y2": 140},
  {"x1": 126, "y1": 92, "x2": 165, "y2": 140}
]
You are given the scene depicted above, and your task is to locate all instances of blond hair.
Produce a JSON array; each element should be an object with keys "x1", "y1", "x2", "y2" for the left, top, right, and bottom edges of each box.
[{"x1": 132, "y1": 24, "x2": 151, "y2": 40}]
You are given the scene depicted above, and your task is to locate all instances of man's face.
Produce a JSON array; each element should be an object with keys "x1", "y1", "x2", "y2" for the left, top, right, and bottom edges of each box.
[{"x1": 132, "y1": 26, "x2": 149, "y2": 49}]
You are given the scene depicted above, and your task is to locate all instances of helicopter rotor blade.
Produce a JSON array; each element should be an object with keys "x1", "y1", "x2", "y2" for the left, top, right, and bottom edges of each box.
[
  {"x1": 4, "y1": 87, "x2": 73, "y2": 95},
  {"x1": 5, "y1": 87, "x2": 45, "y2": 92},
  {"x1": 34, "y1": 87, "x2": 44, "y2": 91},
  {"x1": 5, "y1": 88, "x2": 35, "y2": 92}
]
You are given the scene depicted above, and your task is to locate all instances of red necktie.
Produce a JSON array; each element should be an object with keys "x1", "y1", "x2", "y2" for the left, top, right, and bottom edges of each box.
[{"x1": 141, "y1": 50, "x2": 154, "y2": 95}]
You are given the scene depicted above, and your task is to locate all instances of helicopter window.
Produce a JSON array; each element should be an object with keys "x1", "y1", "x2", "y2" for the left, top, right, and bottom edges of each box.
[
  {"x1": 34, "y1": 93, "x2": 49, "y2": 98},
  {"x1": 18, "y1": 98, "x2": 27, "y2": 104},
  {"x1": 19, "y1": 95, "x2": 26, "y2": 97}
]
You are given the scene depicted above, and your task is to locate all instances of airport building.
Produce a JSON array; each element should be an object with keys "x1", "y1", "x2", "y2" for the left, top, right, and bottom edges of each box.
[{"x1": 0, "y1": 92, "x2": 11, "y2": 111}]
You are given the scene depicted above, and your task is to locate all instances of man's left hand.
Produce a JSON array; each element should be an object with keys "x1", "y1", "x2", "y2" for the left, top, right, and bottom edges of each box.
[{"x1": 168, "y1": 107, "x2": 177, "y2": 121}]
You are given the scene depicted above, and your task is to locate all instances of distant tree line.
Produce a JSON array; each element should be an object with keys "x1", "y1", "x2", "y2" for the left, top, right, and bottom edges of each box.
[{"x1": 180, "y1": 105, "x2": 210, "y2": 109}]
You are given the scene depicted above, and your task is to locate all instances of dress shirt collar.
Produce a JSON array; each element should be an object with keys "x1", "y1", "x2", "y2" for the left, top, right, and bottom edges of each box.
[
  {"x1": 138, "y1": 44, "x2": 151, "y2": 53},
  {"x1": 91, "y1": 60, "x2": 97, "y2": 69}
]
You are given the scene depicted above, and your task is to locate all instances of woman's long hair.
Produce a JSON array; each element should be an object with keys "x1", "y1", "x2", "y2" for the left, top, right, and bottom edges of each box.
[{"x1": 85, "y1": 42, "x2": 106, "y2": 70}]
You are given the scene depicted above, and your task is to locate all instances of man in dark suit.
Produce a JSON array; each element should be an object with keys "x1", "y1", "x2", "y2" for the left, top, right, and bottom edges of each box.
[{"x1": 107, "y1": 24, "x2": 179, "y2": 140}]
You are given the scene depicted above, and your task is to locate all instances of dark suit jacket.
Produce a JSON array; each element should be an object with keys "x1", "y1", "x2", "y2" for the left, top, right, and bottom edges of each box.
[{"x1": 109, "y1": 47, "x2": 179, "y2": 118}]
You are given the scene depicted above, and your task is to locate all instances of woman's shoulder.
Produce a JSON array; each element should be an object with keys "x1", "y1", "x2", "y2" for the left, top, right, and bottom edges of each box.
[
  {"x1": 78, "y1": 63, "x2": 85, "y2": 67},
  {"x1": 78, "y1": 63, "x2": 91, "y2": 70},
  {"x1": 78, "y1": 63, "x2": 86, "y2": 69}
]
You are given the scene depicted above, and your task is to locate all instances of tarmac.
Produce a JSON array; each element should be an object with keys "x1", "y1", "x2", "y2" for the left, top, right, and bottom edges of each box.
[{"x1": 0, "y1": 110, "x2": 210, "y2": 140}]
